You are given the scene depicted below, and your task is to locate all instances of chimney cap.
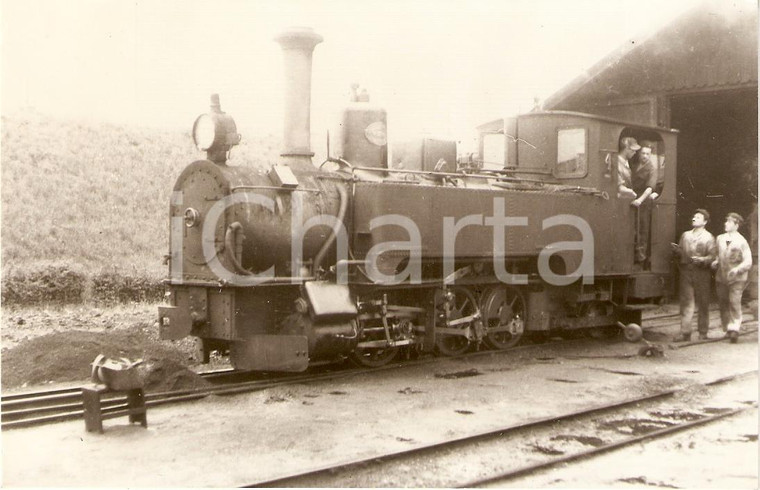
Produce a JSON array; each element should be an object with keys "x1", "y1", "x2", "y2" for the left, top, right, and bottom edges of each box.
[{"x1": 274, "y1": 27, "x2": 323, "y2": 50}]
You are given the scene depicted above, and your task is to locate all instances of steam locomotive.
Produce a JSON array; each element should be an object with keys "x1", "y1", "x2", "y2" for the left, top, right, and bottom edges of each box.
[{"x1": 158, "y1": 27, "x2": 678, "y2": 371}]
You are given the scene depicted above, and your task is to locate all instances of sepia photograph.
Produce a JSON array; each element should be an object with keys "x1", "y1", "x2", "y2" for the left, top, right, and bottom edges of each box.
[{"x1": 1, "y1": 0, "x2": 757, "y2": 487}]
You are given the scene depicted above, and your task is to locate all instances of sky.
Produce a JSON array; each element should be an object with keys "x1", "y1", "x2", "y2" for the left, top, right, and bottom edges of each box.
[{"x1": 2, "y1": 0, "x2": 703, "y2": 151}]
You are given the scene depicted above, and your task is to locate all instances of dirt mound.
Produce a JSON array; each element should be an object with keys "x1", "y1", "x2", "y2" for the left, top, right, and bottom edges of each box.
[
  {"x1": 1, "y1": 329, "x2": 192, "y2": 389},
  {"x1": 139, "y1": 358, "x2": 210, "y2": 392}
]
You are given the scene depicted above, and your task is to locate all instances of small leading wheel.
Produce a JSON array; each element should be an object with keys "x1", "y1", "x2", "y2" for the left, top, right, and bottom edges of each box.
[
  {"x1": 348, "y1": 345, "x2": 399, "y2": 368},
  {"x1": 480, "y1": 286, "x2": 525, "y2": 350},
  {"x1": 348, "y1": 317, "x2": 400, "y2": 368},
  {"x1": 435, "y1": 287, "x2": 479, "y2": 356},
  {"x1": 623, "y1": 323, "x2": 643, "y2": 342}
]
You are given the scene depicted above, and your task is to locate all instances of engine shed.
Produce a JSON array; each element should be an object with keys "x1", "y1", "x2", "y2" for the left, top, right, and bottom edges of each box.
[{"x1": 536, "y1": 1, "x2": 757, "y2": 296}]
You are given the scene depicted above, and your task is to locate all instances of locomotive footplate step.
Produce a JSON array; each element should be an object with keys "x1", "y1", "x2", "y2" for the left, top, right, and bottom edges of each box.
[{"x1": 82, "y1": 384, "x2": 147, "y2": 434}]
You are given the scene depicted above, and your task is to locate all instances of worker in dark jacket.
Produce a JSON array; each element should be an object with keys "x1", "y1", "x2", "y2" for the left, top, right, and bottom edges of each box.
[
  {"x1": 671, "y1": 209, "x2": 717, "y2": 341},
  {"x1": 616, "y1": 137, "x2": 640, "y2": 200},
  {"x1": 712, "y1": 212, "x2": 753, "y2": 343},
  {"x1": 631, "y1": 141, "x2": 659, "y2": 263},
  {"x1": 631, "y1": 141, "x2": 659, "y2": 206}
]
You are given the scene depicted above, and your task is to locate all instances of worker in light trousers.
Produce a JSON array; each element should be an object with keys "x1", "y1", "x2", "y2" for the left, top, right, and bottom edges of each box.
[{"x1": 712, "y1": 212, "x2": 753, "y2": 343}]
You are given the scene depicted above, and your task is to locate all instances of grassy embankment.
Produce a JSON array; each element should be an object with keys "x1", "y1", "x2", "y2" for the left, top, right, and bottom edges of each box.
[{"x1": 1, "y1": 113, "x2": 279, "y2": 305}]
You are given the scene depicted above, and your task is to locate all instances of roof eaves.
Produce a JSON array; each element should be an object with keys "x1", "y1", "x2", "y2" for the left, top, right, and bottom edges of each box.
[{"x1": 543, "y1": 3, "x2": 704, "y2": 110}]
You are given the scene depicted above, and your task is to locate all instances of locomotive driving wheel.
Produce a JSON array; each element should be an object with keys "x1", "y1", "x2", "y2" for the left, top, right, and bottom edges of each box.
[
  {"x1": 480, "y1": 286, "x2": 525, "y2": 350},
  {"x1": 434, "y1": 287, "x2": 481, "y2": 356}
]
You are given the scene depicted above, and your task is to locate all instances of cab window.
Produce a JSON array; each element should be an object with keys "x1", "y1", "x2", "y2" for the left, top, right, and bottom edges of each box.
[{"x1": 554, "y1": 127, "x2": 587, "y2": 178}]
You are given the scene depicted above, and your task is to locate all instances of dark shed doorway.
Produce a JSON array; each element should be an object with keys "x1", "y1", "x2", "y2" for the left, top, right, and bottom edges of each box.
[{"x1": 670, "y1": 88, "x2": 758, "y2": 237}]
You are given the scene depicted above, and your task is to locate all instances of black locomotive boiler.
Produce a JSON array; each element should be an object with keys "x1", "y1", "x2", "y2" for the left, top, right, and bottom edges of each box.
[{"x1": 158, "y1": 27, "x2": 678, "y2": 371}]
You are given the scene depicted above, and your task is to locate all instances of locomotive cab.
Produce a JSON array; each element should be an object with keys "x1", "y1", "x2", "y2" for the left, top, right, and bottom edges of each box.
[{"x1": 476, "y1": 111, "x2": 677, "y2": 293}]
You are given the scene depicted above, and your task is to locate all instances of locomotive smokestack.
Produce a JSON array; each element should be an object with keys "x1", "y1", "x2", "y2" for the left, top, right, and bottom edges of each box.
[{"x1": 274, "y1": 27, "x2": 323, "y2": 170}]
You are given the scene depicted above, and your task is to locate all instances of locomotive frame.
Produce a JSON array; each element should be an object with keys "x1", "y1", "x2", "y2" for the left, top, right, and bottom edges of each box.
[{"x1": 158, "y1": 27, "x2": 678, "y2": 372}]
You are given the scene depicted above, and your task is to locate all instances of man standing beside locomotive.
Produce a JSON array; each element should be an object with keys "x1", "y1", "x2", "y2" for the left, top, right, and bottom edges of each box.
[
  {"x1": 711, "y1": 213, "x2": 753, "y2": 343},
  {"x1": 672, "y1": 209, "x2": 717, "y2": 342}
]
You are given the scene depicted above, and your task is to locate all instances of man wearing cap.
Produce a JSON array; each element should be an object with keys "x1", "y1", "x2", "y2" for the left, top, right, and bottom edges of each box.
[
  {"x1": 631, "y1": 141, "x2": 659, "y2": 206},
  {"x1": 616, "y1": 137, "x2": 640, "y2": 200},
  {"x1": 712, "y1": 212, "x2": 753, "y2": 343},
  {"x1": 631, "y1": 141, "x2": 660, "y2": 263},
  {"x1": 671, "y1": 209, "x2": 717, "y2": 342}
]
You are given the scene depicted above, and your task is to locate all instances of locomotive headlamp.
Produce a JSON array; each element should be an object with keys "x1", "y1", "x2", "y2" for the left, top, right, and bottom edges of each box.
[
  {"x1": 192, "y1": 94, "x2": 241, "y2": 163},
  {"x1": 192, "y1": 115, "x2": 217, "y2": 151}
]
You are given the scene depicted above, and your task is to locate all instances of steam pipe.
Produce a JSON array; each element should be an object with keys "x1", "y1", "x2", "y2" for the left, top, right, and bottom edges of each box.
[
  {"x1": 225, "y1": 222, "x2": 253, "y2": 276},
  {"x1": 313, "y1": 184, "x2": 348, "y2": 275},
  {"x1": 274, "y1": 27, "x2": 323, "y2": 171}
]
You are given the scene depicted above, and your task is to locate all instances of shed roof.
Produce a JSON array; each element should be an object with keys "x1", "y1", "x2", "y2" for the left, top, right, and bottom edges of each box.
[{"x1": 543, "y1": 1, "x2": 757, "y2": 109}]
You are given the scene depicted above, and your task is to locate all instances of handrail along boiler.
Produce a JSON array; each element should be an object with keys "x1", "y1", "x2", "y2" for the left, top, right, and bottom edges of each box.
[{"x1": 158, "y1": 27, "x2": 678, "y2": 371}]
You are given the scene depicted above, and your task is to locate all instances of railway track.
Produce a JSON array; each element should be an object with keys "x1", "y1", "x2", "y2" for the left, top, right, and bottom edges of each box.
[
  {"x1": 0, "y1": 366, "x2": 370, "y2": 430},
  {"x1": 2, "y1": 312, "x2": 755, "y2": 430},
  {"x1": 243, "y1": 370, "x2": 758, "y2": 487}
]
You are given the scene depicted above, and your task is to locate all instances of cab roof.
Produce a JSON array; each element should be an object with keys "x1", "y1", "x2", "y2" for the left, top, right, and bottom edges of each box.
[{"x1": 477, "y1": 110, "x2": 679, "y2": 134}]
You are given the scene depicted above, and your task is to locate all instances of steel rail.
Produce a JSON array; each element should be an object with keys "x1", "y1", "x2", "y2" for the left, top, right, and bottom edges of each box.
[
  {"x1": 2, "y1": 314, "x2": 754, "y2": 430},
  {"x1": 0, "y1": 332, "x2": 570, "y2": 427},
  {"x1": 0, "y1": 367, "x2": 367, "y2": 430},
  {"x1": 1, "y1": 386, "x2": 84, "y2": 402},
  {"x1": 0, "y1": 368, "x2": 236, "y2": 418},
  {"x1": 0, "y1": 367, "x2": 237, "y2": 404},
  {"x1": 243, "y1": 370, "x2": 757, "y2": 488},
  {"x1": 461, "y1": 369, "x2": 755, "y2": 488},
  {"x1": 460, "y1": 406, "x2": 751, "y2": 487},
  {"x1": 0, "y1": 307, "x2": 712, "y2": 407}
]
